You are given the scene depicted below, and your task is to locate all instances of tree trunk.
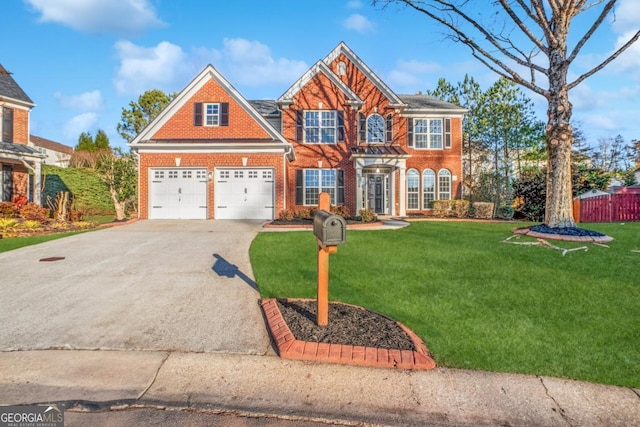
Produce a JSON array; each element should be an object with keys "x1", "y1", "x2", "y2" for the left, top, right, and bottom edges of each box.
[
  {"x1": 109, "y1": 187, "x2": 127, "y2": 221},
  {"x1": 545, "y1": 93, "x2": 575, "y2": 228}
]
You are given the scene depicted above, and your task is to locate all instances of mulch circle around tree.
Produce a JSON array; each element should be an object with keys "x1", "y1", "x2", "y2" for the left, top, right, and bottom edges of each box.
[
  {"x1": 276, "y1": 299, "x2": 416, "y2": 351},
  {"x1": 513, "y1": 224, "x2": 614, "y2": 243}
]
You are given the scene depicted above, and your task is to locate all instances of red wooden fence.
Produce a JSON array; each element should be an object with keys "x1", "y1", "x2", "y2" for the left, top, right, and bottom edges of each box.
[{"x1": 577, "y1": 193, "x2": 640, "y2": 222}]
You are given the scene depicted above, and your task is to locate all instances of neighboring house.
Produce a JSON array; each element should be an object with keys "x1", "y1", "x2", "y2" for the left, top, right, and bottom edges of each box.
[
  {"x1": 0, "y1": 64, "x2": 45, "y2": 205},
  {"x1": 29, "y1": 135, "x2": 74, "y2": 167},
  {"x1": 129, "y1": 42, "x2": 465, "y2": 220}
]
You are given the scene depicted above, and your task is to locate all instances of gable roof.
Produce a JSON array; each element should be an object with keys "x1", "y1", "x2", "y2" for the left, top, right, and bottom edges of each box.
[
  {"x1": 278, "y1": 60, "x2": 363, "y2": 108},
  {"x1": 129, "y1": 64, "x2": 289, "y2": 146},
  {"x1": 322, "y1": 42, "x2": 404, "y2": 106},
  {"x1": 0, "y1": 65, "x2": 34, "y2": 107},
  {"x1": 30, "y1": 135, "x2": 74, "y2": 155}
]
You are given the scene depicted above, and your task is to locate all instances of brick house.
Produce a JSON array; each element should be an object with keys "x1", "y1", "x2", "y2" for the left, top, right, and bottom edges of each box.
[
  {"x1": 0, "y1": 65, "x2": 45, "y2": 205},
  {"x1": 130, "y1": 42, "x2": 465, "y2": 220},
  {"x1": 29, "y1": 135, "x2": 74, "y2": 167}
]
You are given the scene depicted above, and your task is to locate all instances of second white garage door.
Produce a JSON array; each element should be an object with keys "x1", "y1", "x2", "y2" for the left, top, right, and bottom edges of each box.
[{"x1": 215, "y1": 168, "x2": 274, "y2": 219}]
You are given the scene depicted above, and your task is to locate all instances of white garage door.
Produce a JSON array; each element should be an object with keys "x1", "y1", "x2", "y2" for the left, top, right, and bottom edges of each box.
[
  {"x1": 215, "y1": 168, "x2": 274, "y2": 219},
  {"x1": 149, "y1": 169, "x2": 208, "y2": 219}
]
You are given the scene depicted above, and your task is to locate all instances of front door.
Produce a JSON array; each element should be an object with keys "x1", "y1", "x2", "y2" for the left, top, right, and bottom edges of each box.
[
  {"x1": 367, "y1": 174, "x2": 386, "y2": 214},
  {"x1": 1, "y1": 165, "x2": 13, "y2": 202}
]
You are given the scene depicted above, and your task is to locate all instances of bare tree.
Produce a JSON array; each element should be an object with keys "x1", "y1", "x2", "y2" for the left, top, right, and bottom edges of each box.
[{"x1": 374, "y1": 0, "x2": 639, "y2": 227}]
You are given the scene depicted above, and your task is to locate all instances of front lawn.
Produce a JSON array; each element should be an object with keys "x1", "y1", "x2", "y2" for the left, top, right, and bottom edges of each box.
[{"x1": 250, "y1": 221, "x2": 639, "y2": 387}]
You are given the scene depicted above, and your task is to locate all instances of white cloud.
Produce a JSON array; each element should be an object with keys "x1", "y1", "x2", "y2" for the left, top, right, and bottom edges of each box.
[
  {"x1": 385, "y1": 59, "x2": 444, "y2": 91},
  {"x1": 54, "y1": 90, "x2": 104, "y2": 111},
  {"x1": 611, "y1": 0, "x2": 640, "y2": 34},
  {"x1": 63, "y1": 113, "x2": 98, "y2": 139},
  {"x1": 24, "y1": 0, "x2": 164, "y2": 35},
  {"x1": 113, "y1": 40, "x2": 190, "y2": 95},
  {"x1": 343, "y1": 14, "x2": 374, "y2": 33},
  {"x1": 206, "y1": 38, "x2": 309, "y2": 87}
]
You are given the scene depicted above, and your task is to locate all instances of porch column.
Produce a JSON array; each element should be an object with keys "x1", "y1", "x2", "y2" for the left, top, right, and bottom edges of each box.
[
  {"x1": 33, "y1": 160, "x2": 42, "y2": 206},
  {"x1": 355, "y1": 161, "x2": 363, "y2": 213},
  {"x1": 399, "y1": 166, "x2": 406, "y2": 217}
]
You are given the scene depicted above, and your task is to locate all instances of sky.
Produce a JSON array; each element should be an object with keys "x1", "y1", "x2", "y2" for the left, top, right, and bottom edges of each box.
[{"x1": 2, "y1": 0, "x2": 639, "y2": 151}]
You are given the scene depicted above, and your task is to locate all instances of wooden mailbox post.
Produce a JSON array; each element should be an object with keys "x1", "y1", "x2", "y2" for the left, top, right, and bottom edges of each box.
[{"x1": 313, "y1": 192, "x2": 346, "y2": 327}]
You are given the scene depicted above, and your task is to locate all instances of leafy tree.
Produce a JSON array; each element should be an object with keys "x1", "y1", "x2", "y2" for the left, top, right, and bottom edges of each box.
[
  {"x1": 75, "y1": 132, "x2": 95, "y2": 152},
  {"x1": 427, "y1": 75, "x2": 489, "y2": 197},
  {"x1": 117, "y1": 89, "x2": 176, "y2": 142},
  {"x1": 94, "y1": 129, "x2": 110, "y2": 151},
  {"x1": 375, "y1": 0, "x2": 640, "y2": 228},
  {"x1": 95, "y1": 148, "x2": 137, "y2": 220},
  {"x1": 72, "y1": 130, "x2": 112, "y2": 167}
]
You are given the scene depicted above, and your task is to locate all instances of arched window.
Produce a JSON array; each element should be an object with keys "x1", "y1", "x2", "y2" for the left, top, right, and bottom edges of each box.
[
  {"x1": 367, "y1": 114, "x2": 385, "y2": 143},
  {"x1": 407, "y1": 169, "x2": 420, "y2": 210},
  {"x1": 438, "y1": 169, "x2": 451, "y2": 200},
  {"x1": 422, "y1": 169, "x2": 435, "y2": 209}
]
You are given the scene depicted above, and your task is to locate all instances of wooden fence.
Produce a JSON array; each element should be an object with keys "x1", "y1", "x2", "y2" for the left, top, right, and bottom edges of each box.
[{"x1": 574, "y1": 193, "x2": 640, "y2": 223}]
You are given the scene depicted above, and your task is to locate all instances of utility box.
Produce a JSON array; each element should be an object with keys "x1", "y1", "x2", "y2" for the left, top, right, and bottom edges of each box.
[{"x1": 313, "y1": 210, "x2": 346, "y2": 246}]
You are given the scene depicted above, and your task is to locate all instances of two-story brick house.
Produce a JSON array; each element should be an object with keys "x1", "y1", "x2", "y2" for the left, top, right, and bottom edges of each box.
[
  {"x1": 130, "y1": 43, "x2": 465, "y2": 220},
  {"x1": 0, "y1": 65, "x2": 45, "y2": 205}
]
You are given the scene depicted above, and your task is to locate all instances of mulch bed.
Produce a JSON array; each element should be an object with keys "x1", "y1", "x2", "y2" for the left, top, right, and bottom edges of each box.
[
  {"x1": 513, "y1": 224, "x2": 614, "y2": 243},
  {"x1": 276, "y1": 299, "x2": 416, "y2": 351}
]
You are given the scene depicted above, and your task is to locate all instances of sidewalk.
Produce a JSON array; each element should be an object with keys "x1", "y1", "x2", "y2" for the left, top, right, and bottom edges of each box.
[{"x1": 1, "y1": 350, "x2": 638, "y2": 426}]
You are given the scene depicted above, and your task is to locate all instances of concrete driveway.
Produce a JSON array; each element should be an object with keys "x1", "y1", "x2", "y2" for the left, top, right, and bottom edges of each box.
[{"x1": 0, "y1": 220, "x2": 272, "y2": 354}]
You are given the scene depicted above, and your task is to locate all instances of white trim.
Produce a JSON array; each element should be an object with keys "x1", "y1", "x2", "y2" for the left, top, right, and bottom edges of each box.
[{"x1": 129, "y1": 64, "x2": 290, "y2": 146}]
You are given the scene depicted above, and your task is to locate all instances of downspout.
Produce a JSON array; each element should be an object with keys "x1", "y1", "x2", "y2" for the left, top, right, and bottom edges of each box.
[
  {"x1": 133, "y1": 148, "x2": 141, "y2": 219},
  {"x1": 282, "y1": 144, "x2": 293, "y2": 213}
]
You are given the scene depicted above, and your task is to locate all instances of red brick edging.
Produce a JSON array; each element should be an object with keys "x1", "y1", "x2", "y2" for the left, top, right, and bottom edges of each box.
[{"x1": 260, "y1": 298, "x2": 436, "y2": 370}]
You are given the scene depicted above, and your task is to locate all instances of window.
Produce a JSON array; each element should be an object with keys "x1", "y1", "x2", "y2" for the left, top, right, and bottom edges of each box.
[
  {"x1": 205, "y1": 103, "x2": 220, "y2": 126},
  {"x1": 168, "y1": 170, "x2": 178, "y2": 179},
  {"x1": 438, "y1": 169, "x2": 451, "y2": 200},
  {"x1": 367, "y1": 114, "x2": 385, "y2": 143},
  {"x1": 154, "y1": 170, "x2": 164, "y2": 179},
  {"x1": 407, "y1": 117, "x2": 452, "y2": 149},
  {"x1": 1, "y1": 107, "x2": 14, "y2": 143},
  {"x1": 297, "y1": 110, "x2": 344, "y2": 144},
  {"x1": 422, "y1": 169, "x2": 436, "y2": 209},
  {"x1": 194, "y1": 102, "x2": 229, "y2": 126},
  {"x1": 295, "y1": 169, "x2": 345, "y2": 205},
  {"x1": 407, "y1": 169, "x2": 420, "y2": 210},
  {"x1": 414, "y1": 119, "x2": 442, "y2": 149}
]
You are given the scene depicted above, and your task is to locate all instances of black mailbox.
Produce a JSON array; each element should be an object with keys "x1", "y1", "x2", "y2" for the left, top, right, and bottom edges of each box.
[{"x1": 313, "y1": 210, "x2": 346, "y2": 246}]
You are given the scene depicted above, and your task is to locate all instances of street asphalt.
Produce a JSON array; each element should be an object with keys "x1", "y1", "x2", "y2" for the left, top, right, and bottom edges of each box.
[{"x1": 0, "y1": 220, "x2": 638, "y2": 426}]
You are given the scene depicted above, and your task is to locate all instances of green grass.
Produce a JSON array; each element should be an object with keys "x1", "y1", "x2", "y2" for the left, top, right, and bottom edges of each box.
[
  {"x1": 0, "y1": 231, "x2": 88, "y2": 253},
  {"x1": 250, "y1": 221, "x2": 640, "y2": 387}
]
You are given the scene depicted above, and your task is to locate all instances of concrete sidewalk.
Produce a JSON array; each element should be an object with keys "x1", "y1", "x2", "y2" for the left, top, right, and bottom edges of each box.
[{"x1": 1, "y1": 350, "x2": 638, "y2": 426}]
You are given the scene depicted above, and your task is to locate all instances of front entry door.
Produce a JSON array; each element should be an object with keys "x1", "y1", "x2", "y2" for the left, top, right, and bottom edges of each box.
[{"x1": 367, "y1": 174, "x2": 385, "y2": 214}]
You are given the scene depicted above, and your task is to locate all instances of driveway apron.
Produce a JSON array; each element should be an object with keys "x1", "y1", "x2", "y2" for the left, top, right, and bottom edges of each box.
[{"x1": 0, "y1": 220, "x2": 272, "y2": 354}]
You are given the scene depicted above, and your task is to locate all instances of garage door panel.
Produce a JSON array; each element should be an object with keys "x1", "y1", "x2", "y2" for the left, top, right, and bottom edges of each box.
[
  {"x1": 215, "y1": 168, "x2": 274, "y2": 220},
  {"x1": 149, "y1": 168, "x2": 208, "y2": 219}
]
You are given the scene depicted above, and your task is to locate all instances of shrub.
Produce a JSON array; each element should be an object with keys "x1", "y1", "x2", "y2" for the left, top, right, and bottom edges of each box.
[
  {"x1": 278, "y1": 209, "x2": 294, "y2": 221},
  {"x1": 472, "y1": 202, "x2": 494, "y2": 219},
  {"x1": 19, "y1": 203, "x2": 50, "y2": 223},
  {"x1": 295, "y1": 208, "x2": 311, "y2": 219},
  {"x1": 496, "y1": 205, "x2": 515, "y2": 220},
  {"x1": 432, "y1": 200, "x2": 452, "y2": 217},
  {"x1": 452, "y1": 200, "x2": 470, "y2": 218},
  {"x1": 20, "y1": 220, "x2": 42, "y2": 230},
  {"x1": 72, "y1": 221, "x2": 95, "y2": 229},
  {"x1": 0, "y1": 202, "x2": 19, "y2": 218},
  {"x1": 331, "y1": 205, "x2": 350, "y2": 219},
  {"x1": 0, "y1": 218, "x2": 18, "y2": 230},
  {"x1": 513, "y1": 168, "x2": 546, "y2": 222},
  {"x1": 359, "y1": 208, "x2": 376, "y2": 223}
]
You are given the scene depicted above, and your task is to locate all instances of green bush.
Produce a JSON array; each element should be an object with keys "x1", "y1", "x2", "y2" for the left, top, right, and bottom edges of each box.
[
  {"x1": 496, "y1": 205, "x2": 515, "y2": 220},
  {"x1": 473, "y1": 202, "x2": 494, "y2": 219},
  {"x1": 513, "y1": 169, "x2": 546, "y2": 222},
  {"x1": 42, "y1": 165, "x2": 114, "y2": 215}
]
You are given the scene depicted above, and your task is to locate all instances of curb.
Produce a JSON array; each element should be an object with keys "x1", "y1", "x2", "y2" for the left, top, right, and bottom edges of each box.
[{"x1": 260, "y1": 298, "x2": 436, "y2": 370}]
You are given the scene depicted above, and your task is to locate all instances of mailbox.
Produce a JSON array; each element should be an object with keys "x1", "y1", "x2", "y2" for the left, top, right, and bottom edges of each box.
[{"x1": 313, "y1": 210, "x2": 346, "y2": 246}]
